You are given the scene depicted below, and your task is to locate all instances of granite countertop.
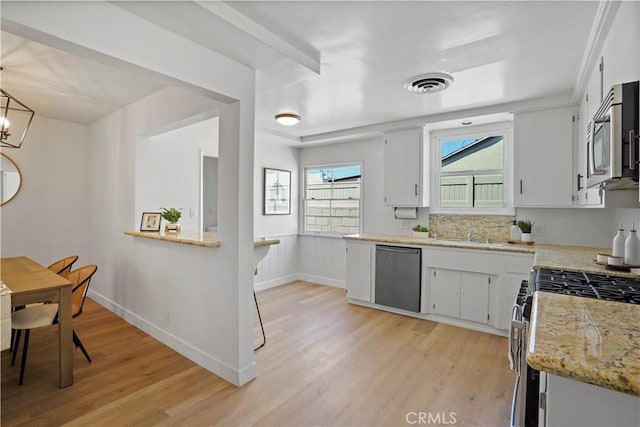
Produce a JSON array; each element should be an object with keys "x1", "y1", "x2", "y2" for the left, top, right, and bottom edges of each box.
[
  {"x1": 527, "y1": 291, "x2": 640, "y2": 396},
  {"x1": 534, "y1": 243, "x2": 640, "y2": 278},
  {"x1": 124, "y1": 230, "x2": 280, "y2": 248},
  {"x1": 344, "y1": 233, "x2": 535, "y2": 254}
]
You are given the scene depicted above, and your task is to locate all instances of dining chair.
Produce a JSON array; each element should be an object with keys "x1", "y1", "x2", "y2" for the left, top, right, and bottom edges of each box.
[
  {"x1": 47, "y1": 255, "x2": 79, "y2": 278},
  {"x1": 10, "y1": 264, "x2": 98, "y2": 385},
  {"x1": 10, "y1": 255, "x2": 80, "y2": 351}
]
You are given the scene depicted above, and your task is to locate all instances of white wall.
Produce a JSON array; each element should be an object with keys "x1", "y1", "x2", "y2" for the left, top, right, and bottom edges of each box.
[
  {"x1": 252, "y1": 134, "x2": 300, "y2": 289},
  {"x1": 254, "y1": 133, "x2": 299, "y2": 237},
  {"x1": 0, "y1": 116, "x2": 90, "y2": 265},
  {"x1": 136, "y1": 117, "x2": 219, "y2": 232},
  {"x1": 3, "y1": 2, "x2": 258, "y2": 386}
]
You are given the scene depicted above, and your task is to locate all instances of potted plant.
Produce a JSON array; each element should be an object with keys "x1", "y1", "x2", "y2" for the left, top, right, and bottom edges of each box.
[
  {"x1": 517, "y1": 220, "x2": 534, "y2": 242},
  {"x1": 161, "y1": 207, "x2": 182, "y2": 233},
  {"x1": 412, "y1": 224, "x2": 430, "y2": 239}
]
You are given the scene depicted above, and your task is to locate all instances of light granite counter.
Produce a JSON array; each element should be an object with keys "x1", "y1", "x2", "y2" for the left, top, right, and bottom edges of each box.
[
  {"x1": 527, "y1": 291, "x2": 640, "y2": 396},
  {"x1": 344, "y1": 233, "x2": 534, "y2": 254},
  {"x1": 124, "y1": 230, "x2": 280, "y2": 248},
  {"x1": 533, "y1": 243, "x2": 640, "y2": 278}
]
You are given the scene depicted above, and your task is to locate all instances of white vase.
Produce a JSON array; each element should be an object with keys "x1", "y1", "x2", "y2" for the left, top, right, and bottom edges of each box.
[
  {"x1": 413, "y1": 231, "x2": 430, "y2": 239},
  {"x1": 624, "y1": 228, "x2": 640, "y2": 265},
  {"x1": 521, "y1": 233, "x2": 533, "y2": 242}
]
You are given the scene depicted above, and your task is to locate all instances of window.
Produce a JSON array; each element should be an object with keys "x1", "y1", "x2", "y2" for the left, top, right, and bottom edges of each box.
[
  {"x1": 432, "y1": 123, "x2": 512, "y2": 213},
  {"x1": 304, "y1": 164, "x2": 362, "y2": 234}
]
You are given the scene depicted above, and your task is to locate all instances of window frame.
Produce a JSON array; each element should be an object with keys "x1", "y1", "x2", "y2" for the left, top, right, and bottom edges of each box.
[
  {"x1": 301, "y1": 162, "x2": 363, "y2": 237},
  {"x1": 430, "y1": 121, "x2": 514, "y2": 215}
]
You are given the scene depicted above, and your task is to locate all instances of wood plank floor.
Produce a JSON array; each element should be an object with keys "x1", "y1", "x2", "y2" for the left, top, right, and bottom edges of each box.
[{"x1": 1, "y1": 281, "x2": 515, "y2": 426}]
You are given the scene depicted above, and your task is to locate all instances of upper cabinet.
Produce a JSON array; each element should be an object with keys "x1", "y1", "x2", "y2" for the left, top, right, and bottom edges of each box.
[
  {"x1": 514, "y1": 106, "x2": 576, "y2": 207},
  {"x1": 383, "y1": 127, "x2": 429, "y2": 207}
]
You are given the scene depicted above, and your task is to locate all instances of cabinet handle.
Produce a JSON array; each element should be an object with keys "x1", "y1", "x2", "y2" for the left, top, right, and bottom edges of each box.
[
  {"x1": 576, "y1": 173, "x2": 583, "y2": 191},
  {"x1": 630, "y1": 130, "x2": 636, "y2": 170},
  {"x1": 519, "y1": 180, "x2": 523, "y2": 194},
  {"x1": 415, "y1": 184, "x2": 418, "y2": 196}
]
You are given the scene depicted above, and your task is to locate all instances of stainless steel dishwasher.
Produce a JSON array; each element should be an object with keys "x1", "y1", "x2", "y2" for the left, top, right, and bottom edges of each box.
[{"x1": 375, "y1": 245, "x2": 421, "y2": 312}]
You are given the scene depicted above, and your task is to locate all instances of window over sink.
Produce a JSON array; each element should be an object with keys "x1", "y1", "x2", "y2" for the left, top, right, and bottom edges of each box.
[
  {"x1": 303, "y1": 164, "x2": 362, "y2": 235},
  {"x1": 431, "y1": 122, "x2": 513, "y2": 214}
]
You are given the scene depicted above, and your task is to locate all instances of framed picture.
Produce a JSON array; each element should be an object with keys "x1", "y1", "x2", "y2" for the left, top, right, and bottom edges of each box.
[
  {"x1": 140, "y1": 212, "x2": 162, "y2": 232},
  {"x1": 263, "y1": 168, "x2": 291, "y2": 215}
]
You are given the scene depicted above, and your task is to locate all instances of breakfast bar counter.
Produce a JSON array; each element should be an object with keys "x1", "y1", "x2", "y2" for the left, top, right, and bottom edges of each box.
[{"x1": 124, "y1": 230, "x2": 280, "y2": 248}]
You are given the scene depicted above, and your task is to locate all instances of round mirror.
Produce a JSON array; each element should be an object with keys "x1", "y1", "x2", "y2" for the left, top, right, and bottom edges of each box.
[{"x1": 0, "y1": 152, "x2": 23, "y2": 206}]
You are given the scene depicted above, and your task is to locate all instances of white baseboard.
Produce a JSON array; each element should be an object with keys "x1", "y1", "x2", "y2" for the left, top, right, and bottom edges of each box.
[
  {"x1": 297, "y1": 274, "x2": 345, "y2": 289},
  {"x1": 254, "y1": 274, "x2": 299, "y2": 292},
  {"x1": 347, "y1": 298, "x2": 507, "y2": 337},
  {"x1": 87, "y1": 289, "x2": 255, "y2": 386}
]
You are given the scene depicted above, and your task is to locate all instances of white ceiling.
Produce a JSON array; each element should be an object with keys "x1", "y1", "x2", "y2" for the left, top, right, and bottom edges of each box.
[{"x1": 0, "y1": 1, "x2": 600, "y2": 142}]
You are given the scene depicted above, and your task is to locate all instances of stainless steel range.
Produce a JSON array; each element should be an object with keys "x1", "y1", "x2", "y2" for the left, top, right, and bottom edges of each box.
[
  {"x1": 509, "y1": 268, "x2": 640, "y2": 427},
  {"x1": 535, "y1": 269, "x2": 640, "y2": 303}
]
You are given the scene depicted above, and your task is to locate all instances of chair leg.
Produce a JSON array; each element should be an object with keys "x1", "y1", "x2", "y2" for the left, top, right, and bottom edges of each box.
[
  {"x1": 73, "y1": 330, "x2": 91, "y2": 363},
  {"x1": 253, "y1": 290, "x2": 266, "y2": 351},
  {"x1": 18, "y1": 329, "x2": 30, "y2": 385},
  {"x1": 10, "y1": 328, "x2": 16, "y2": 352},
  {"x1": 11, "y1": 330, "x2": 21, "y2": 366}
]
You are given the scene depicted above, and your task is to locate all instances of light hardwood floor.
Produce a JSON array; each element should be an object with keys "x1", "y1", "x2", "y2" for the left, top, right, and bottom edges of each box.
[{"x1": 2, "y1": 281, "x2": 514, "y2": 426}]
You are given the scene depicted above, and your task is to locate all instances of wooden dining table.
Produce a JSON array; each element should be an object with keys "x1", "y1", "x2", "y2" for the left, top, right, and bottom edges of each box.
[{"x1": 1, "y1": 256, "x2": 74, "y2": 387}]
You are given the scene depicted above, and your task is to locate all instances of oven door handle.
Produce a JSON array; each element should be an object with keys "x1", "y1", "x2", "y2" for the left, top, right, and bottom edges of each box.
[{"x1": 509, "y1": 305, "x2": 523, "y2": 373}]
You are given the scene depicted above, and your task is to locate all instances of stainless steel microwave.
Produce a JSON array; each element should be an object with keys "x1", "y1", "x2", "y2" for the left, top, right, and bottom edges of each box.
[{"x1": 587, "y1": 81, "x2": 639, "y2": 189}]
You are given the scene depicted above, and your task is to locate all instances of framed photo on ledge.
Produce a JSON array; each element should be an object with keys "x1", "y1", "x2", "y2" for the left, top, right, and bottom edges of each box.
[
  {"x1": 140, "y1": 212, "x2": 162, "y2": 232},
  {"x1": 263, "y1": 168, "x2": 291, "y2": 215}
]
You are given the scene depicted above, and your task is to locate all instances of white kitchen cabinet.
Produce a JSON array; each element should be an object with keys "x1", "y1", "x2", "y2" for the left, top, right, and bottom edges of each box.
[
  {"x1": 430, "y1": 268, "x2": 460, "y2": 318},
  {"x1": 345, "y1": 241, "x2": 373, "y2": 302},
  {"x1": 459, "y1": 272, "x2": 490, "y2": 323},
  {"x1": 514, "y1": 106, "x2": 575, "y2": 207},
  {"x1": 383, "y1": 127, "x2": 429, "y2": 207},
  {"x1": 430, "y1": 268, "x2": 491, "y2": 324},
  {"x1": 539, "y1": 372, "x2": 640, "y2": 427}
]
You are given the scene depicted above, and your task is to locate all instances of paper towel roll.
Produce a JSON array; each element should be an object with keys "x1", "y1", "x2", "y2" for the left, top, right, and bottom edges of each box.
[{"x1": 394, "y1": 207, "x2": 418, "y2": 219}]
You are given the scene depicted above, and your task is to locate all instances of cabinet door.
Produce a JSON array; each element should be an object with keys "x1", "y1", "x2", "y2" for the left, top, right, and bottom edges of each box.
[
  {"x1": 459, "y1": 272, "x2": 490, "y2": 324},
  {"x1": 384, "y1": 128, "x2": 423, "y2": 207},
  {"x1": 346, "y1": 242, "x2": 372, "y2": 302},
  {"x1": 430, "y1": 268, "x2": 460, "y2": 318},
  {"x1": 514, "y1": 107, "x2": 575, "y2": 207}
]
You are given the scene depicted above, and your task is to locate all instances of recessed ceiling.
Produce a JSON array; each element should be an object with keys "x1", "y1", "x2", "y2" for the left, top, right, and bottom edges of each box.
[{"x1": 0, "y1": 1, "x2": 600, "y2": 141}]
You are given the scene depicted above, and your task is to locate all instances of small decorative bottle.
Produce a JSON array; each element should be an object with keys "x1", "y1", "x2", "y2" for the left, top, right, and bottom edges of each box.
[
  {"x1": 510, "y1": 220, "x2": 521, "y2": 241},
  {"x1": 624, "y1": 223, "x2": 640, "y2": 266},
  {"x1": 612, "y1": 222, "x2": 625, "y2": 258}
]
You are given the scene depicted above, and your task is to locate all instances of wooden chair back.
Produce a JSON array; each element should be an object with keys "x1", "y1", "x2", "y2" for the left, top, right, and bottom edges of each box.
[
  {"x1": 67, "y1": 265, "x2": 98, "y2": 318},
  {"x1": 47, "y1": 255, "x2": 79, "y2": 279}
]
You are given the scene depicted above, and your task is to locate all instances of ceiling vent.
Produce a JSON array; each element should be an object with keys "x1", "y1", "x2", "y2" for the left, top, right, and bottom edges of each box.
[{"x1": 404, "y1": 72, "x2": 454, "y2": 94}]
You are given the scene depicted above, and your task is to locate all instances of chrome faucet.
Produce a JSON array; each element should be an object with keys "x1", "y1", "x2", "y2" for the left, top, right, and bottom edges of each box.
[{"x1": 466, "y1": 230, "x2": 475, "y2": 242}]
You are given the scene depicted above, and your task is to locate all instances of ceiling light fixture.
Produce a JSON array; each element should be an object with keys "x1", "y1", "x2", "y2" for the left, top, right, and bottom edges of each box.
[
  {"x1": 0, "y1": 68, "x2": 35, "y2": 149},
  {"x1": 275, "y1": 113, "x2": 301, "y2": 126},
  {"x1": 404, "y1": 72, "x2": 454, "y2": 94}
]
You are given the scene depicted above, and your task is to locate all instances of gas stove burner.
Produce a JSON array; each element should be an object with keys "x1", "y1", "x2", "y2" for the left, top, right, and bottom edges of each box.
[{"x1": 536, "y1": 268, "x2": 640, "y2": 304}]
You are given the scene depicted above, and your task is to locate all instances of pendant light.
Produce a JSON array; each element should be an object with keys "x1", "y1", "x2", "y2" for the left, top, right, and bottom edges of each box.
[{"x1": 0, "y1": 68, "x2": 35, "y2": 149}]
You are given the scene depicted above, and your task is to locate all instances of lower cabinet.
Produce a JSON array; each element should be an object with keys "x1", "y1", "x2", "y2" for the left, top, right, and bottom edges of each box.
[
  {"x1": 344, "y1": 239, "x2": 534, "y2": 336},
  {"x1": 430, "y1": 268, "x2": 492, "y2": 324},
  {"x1": 345, "y1": 241, "x2": 373, "y2": 302},
  {"x1": 539, "y1": 372, "x2": 640, "y2": 427}
]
